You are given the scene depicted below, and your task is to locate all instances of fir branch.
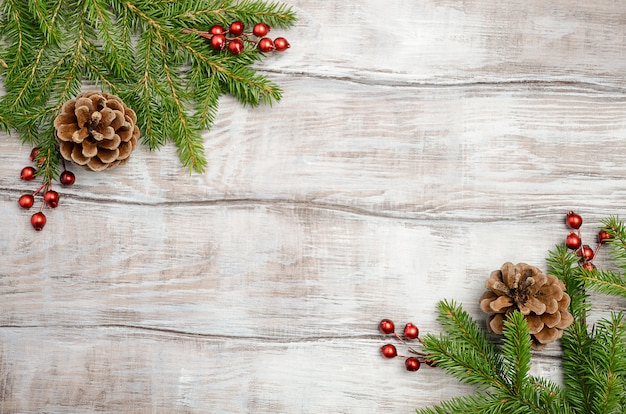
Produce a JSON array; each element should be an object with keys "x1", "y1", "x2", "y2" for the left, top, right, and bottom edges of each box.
[
  {"x1": 588, "y1": 312, "x2": 626, "y2": 414},
  {"x1": 414, "y1": 393, "x2": 498, "y2": 414},
  {"x1": 433, "y1": 300, "x2": 502, "y2": 371},
  {"x1": 601, "y1": 216, "x2": 626, "y2": 264},
  {"x1": 561, "y1": 321, "x2": 595, "y2": 413},
  {"x1": 547, "y1": 244, "x2": 589, "y2": 321},
  {"x1": 501, "y1": 311, "x2": 531, "y2": 393},
  {"x1": 580, "y1": 269, "x2": 626, "y2": 299},
  {"x1": 421, "y1": 301, "x2": 504, "y2": 391},
  {"x1": 421, "y1": 302, "x2": 574, "y2": 413}
]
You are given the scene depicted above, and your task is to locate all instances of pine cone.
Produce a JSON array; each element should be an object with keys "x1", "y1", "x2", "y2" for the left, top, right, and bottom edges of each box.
[
  {"x1": 54, "y1": 91, "x2": 140, "y2": 171},
  {"x1": 479, "y1": 262, "x2": 574, "y2": 349}
]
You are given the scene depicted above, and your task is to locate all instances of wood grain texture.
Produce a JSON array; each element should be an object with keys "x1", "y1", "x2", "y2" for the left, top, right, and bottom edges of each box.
[{"x1": 1, "y1": 0, "x2": 626, "y2": 412}]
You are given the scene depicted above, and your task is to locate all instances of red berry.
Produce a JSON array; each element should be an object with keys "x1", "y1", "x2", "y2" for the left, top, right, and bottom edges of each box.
[
  {"x1": 403, "y1": 323, "x2": 419, "y2": 340},
  {"x1": 580, "y1": 245, "x2": 594, "y2": 261},
  {"x1": 29, "y1": 147, "x2": 40, "y2": 161},
  {"x1": 380, "y1": 344, "x2": 397, "y2": 359},
  {"x1": 20, "y1": 166, "x2": 36, "y2": 181},
  {"x1": 598, "y1": 230, "x2": 612, "y2": 244},
  {"x1": 252, "y1": 23, "x2": 270, "y2": 37},
  {"x1": 31, "y1": 212, "x2": 46, "y2": 231},
  {"x1": 258, "y1": 37, "x2": 275, "y2": 52},
  {"x1": 273, "y1": 37, "x2": 290, "y2": 51},
  {"x1": 424, "y1": 358, "x2": 437, "y2": 367},
  {"x1": 581, "y1": 261, "x2": 596, "y2": 271},
  {"x1": 565, "y1": 232, "x2": 582, "y2": 250},
  {"x1": 18, "y1": 194, "x2": 35, "y2": 209},
  {"x1": 209, "y1": 24, "x2": 225, "y2": 35},
  {"x1": 210, "y1": 34, "x2": 227, "y2": 50},
  {"x1": 405, "y1": 357, "x2": 420, "y2": 371},
  {"x1": 44, "y1": 190, "x2": 60, "y2": 208},
  {"x1": 59, "y1": 170, "x2": 76, "y2": 186},
  {"x1": 228, "y1": 39, "x2": 244, "y2": 55},
  {"x1": 229, "y1": 21, "x2": 244, "y2": 36},
  {"x1": 378, "y1": 319, "x2": 395, "y2": 335},
  {"x1": 566, "y1": 211, "x2": 583, "y2": 229}
]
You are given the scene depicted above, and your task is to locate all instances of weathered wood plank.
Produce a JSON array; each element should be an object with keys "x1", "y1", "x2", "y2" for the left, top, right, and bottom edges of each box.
[
  {"x1": 277, "y1": 0, "x2": 626, "y2": 86},
  {"x1": 2, "y1": 79, "x2": 626, "y2": 220},
  {"x1": 0, "y1": 198, "x2": 602, "y2": 337}
]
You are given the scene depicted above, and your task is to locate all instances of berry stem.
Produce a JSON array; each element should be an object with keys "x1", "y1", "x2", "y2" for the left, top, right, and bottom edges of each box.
[
  {"x1": 393, "y1": 332, "x2": 427, "y2": 356},
  {"x1": 32, "y1": 183, "x2": 47, "y2": 196},
  {"x1": 593, "y1": 243, "x2": 602, "y2": 259}
]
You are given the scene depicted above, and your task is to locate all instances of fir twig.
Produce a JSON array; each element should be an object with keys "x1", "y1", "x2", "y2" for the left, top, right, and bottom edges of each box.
[{"x1": 418, "y1": 303, "x2": 573, "y2": 414}]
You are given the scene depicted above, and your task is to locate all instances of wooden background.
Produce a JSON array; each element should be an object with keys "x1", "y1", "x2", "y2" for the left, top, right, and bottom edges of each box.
[{"x1": 1, "y1": 0, "x2": 626, "y2": 412}]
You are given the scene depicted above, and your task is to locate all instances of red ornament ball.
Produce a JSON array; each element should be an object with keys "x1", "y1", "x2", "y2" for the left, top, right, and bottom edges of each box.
[
  {"x1": 581, "y1": 262, "x2": 596, "y2": 271},
  {"x1": 211, "y1": 34, "x2": 227, "y2": 50},
  {"x1": 228, "y1": 39, "x2": 244, "y2": 55},
  {"x1": 229, "y1": 21, "x2": 245, "y2": 36},
  {"x1": 209, "y1": 24, "x2": 225, "y2": 35},
  {"x1": 273, "y1": 37, "x2": 290, "y2": 51},
  {"x1": 18, "y1": 194, "x2": 35, "y2": 209},
  {"x1": 29, "y1": 147, "x2": 40, "y2": 161},
  {"x1": 580, "y1": 245, "x2": 594, "y2": 261},
  {"x1": 378, "y1": 319, "x2": 395, "y2": 335},
  {"x1": 403, "y1": 322, "x2": 419, "y2": 340},
  {"x1": 405, "y1": 357, "x2": 421, "y2": 372},
  {"x1": 59, "y1": 170, "x2": 76, "y2": 186},
  {"x1": 565, "y1": 232, "x2": 582, "y2": 250},
  {"x1": 258, "y1": 37, "x2": 275, "y2": 52},
  {"x1": 252, "y1": 23, "x2": 270, "y2": 37},
  {"x1": 598, "y1": 230, "x2": 612, "y2": 244},
  {"x1": 380, "y1": 344, "x2": 397, "y2": 359},
  {"x1": 44, "y1": 190, "x2": 60, "y2": 208},
  {"x1": 566, "y1": 211, "x2": 583, "y2": 229},
  {"x1": 20, "y1": 166, "x2": 36, "y2": 181},
  {"x1": 424, "y1": 358, "x2": 437, "y2": 367},
  {"x1": 31, "y1": 212, "x2": 46, "y2": 231}
]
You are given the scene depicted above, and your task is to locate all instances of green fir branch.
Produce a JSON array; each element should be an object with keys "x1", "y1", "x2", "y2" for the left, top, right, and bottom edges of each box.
[
  {"x1": 0, "y1": 0, "x2": 296, "y2": 180},
  {"x1": 561, "y1": 321, "x2": 596, "y2": 413},
  {"x1": 420, "y1": 303, "x2": 573, "y2": 414},
  {"x1": 580, "y1": 269, "x2": 626, "y2": 299},
  {"x1": 501, "y1": 311, "x2": 531, "y2": 393},
  {"x1": 423, "y1": 300, "x2": 504, "y2": 390},
  {"x1": 415, "y1": 393, "x2": 498, "y2": 414},
  {"x1": 547, "y1": 244, "x2": 589, "y2": 321},
  {"x1": 588, "y1": 312, "x2": 626, "y2": 414}
]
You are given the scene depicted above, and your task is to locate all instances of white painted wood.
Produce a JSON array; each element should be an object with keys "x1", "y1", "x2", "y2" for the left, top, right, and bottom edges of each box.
[{"x1": 1, "y1": 0, "x2": 625, "y2": 412}]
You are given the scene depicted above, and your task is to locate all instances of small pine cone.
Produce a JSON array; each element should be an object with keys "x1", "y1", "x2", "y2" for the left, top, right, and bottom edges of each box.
[
  {"x1": 479, "y1": 262, "x2": 574, "y2": 350},
  {"x1": 54, "y1": 91, "x2": 140, "y2": 171}
]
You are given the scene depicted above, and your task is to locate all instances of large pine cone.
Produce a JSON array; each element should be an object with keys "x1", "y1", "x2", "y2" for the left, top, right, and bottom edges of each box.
[
  {"x1": 54, "y1": 91, "x2": 140, "y2": 171},
  {"x1": 479, "y1": 262, "x2": 574, "y2": 349}
]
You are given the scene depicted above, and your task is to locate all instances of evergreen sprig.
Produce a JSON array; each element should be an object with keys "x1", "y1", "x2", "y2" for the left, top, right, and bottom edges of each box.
[
  {"x1": 581, "y1": 215, "x2": 626, "y2": 299},
  {"x1": 0, "y1": 0, "x2": 296, "y2": 179},
  {"x1": 418, "y1": 303, "x2": 572, "y2": 414},
  {"x1": 418, "y1": 218, "x2": 626, "y2": 414}
]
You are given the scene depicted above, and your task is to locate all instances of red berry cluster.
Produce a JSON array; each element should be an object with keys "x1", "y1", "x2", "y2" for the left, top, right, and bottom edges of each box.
[
  {"x1": 182, "y1": 21, "x2": 290, "y2": 55},
  {"x1": 18, "y1": 147, "x2": 75, "y2": 231},
  {"x1": 564, "y1": 211, "x2": 612, "y2": 270},
  {"x1": 378, "y1": 319, "x2": 435, "y2": 372}
]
